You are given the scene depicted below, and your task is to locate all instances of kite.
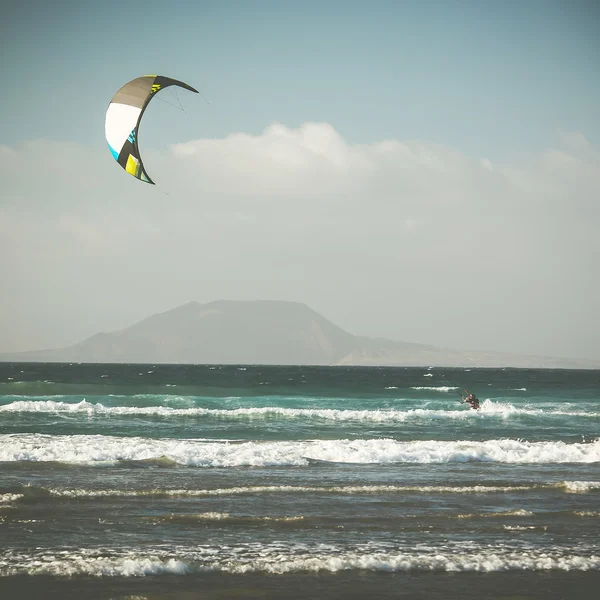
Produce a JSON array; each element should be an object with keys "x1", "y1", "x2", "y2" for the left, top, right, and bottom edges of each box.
[{"x1": 105, "y1": 75, "x2": 198, "y2": 184}]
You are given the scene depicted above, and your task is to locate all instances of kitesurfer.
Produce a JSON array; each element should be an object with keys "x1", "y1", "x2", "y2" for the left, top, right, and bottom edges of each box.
[{"x1": 463, "y1": 392, "x2": 480, "y2": 410}]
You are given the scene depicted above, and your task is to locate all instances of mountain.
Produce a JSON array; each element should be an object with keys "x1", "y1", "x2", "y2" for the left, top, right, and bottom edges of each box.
[{"x1": 1, "y1": 300, "x2": 599, "y2": 368}]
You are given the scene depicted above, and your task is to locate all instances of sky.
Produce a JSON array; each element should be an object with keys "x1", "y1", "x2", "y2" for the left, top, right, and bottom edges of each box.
[{"x1": 1, "y1": 0, "x2": 599, "y2": 360}]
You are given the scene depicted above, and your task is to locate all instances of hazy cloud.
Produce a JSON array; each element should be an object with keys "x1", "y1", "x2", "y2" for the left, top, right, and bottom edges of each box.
[{"x1": 1, "y1": 123, "x2": 599, "y2": 359}]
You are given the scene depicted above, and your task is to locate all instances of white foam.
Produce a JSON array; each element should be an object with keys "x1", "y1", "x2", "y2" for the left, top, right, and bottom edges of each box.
[
  {"x1": 0, "y1": 493, "x2": 24, "y2": 505},
  {"x1": 411, "y1": 386, "x2": 459, "y2": 392},
  {"x1": 1, "y1": 434, "x2": 599, "y2": 466},
  {"x1": 0, "y1": 401, "x2": 420, "y2": 423},
  {"x1": 2, "y1": 545, "x2": 599, "y2": 576},
  {"x1": 1, "y1": 554, "x2": 189, "y2": 577},
  {"x1": 240, "y1": 551, "x2": 600, "y2": 574},
  {"x1": 457, "y1": 509, "x2": 534, "y2": 519},
  {"x1": 167, "y1": 512, "x2": 231, "y2": 521},
  {"x1": 560, "y1": 481, "x2": 600, "y2": 493},
  {"x1": 151, "y1": 512, "x2": 304, "y2": 523},
  {"x1": 4, "y1": 399, "x2": 575, "y2": 422},
  {"x1": 44, "y1": 483, "x2": 538, "y2": 499}
]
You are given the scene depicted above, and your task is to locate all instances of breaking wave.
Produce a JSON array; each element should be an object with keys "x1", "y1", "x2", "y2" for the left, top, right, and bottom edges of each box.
[
  {"x1": 1, "y1": 399, "x2": 596, "y2": 422},
  {"x1": 1, "y1": 544, "x2": 599, "y2": 577},
  {"x1": 410, "y1": 386, "x2": 459, "y2": 392},
  {"x1": 5, "y1": 480, "x2": 598, "y2": 502},
  {"x1": 1, "y1": 434, "x2": 599, "y2": 467}
]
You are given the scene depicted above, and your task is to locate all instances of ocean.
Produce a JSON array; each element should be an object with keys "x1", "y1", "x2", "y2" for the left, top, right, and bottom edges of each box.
[{"x1": 0, "y1": 362, "x2": 599, "y2": 599}]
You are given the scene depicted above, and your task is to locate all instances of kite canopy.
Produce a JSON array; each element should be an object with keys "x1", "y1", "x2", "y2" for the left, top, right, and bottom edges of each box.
[{"x1": 105, "y1": 75, "x2": 198, "y2": 184}]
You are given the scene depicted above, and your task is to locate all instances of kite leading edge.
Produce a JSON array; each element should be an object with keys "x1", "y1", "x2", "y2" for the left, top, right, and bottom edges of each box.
[{"x1": 105, "y1": 75, "x2": 199, "y2": 185}]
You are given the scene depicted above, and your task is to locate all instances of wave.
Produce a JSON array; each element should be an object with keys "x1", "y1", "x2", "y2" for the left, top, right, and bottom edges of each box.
[
  {"x1": 456, "y1": 509, "x2": 534, "y2": 519},
  {"x1": 2, "y1": 399, "x2": 597, "y2": 421},
  {"x1": 410, "y1": 386, "x2": 459, "y2": 392},
  {"x1": 1, "y1": 544, "x2": 599, "y2": 576},
  {"x1": 0, "y1": 493, "x2": 24, "y2": 505},
  {"x1": 4, "y1": 480, "x2": 598, "y2": 503},
  {"x1": 1, "y1": 434, "x2": 599, "y2": 466},
  {"x1": 560, "y1": 481, "x2": 600, "y2": 493},
  {"x1": 147, "y1": 512, "x2": 306, "y2": 524}
]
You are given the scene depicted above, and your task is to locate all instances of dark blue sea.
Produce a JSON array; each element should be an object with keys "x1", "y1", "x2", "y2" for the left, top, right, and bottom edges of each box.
[{"x1": 1, "y1": 363, "x2": 599, "y2": 599}]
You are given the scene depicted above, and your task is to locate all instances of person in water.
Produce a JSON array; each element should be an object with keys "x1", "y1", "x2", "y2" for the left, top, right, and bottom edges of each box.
[{"x1": 464, "y1": 393, "x2": 480, "y2": 410}]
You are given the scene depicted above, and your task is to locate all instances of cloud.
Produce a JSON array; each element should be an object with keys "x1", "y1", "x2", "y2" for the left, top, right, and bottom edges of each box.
[
  {"x1": 1, "y1": 124, "x2": 599, "y2": 358},
  {"x1": 166, "y1": 122, "x2": 486, "y2": 205}
]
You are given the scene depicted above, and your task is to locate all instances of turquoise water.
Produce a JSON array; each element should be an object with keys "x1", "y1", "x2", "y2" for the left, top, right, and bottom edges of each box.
[{"x1": 1, "y1": 363, "x2": 599, "y2": 598}]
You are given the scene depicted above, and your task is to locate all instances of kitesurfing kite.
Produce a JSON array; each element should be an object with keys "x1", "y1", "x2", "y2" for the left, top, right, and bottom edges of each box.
[{"x1": 105, "y1": 75, "x2": 199, "y2": 185}]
